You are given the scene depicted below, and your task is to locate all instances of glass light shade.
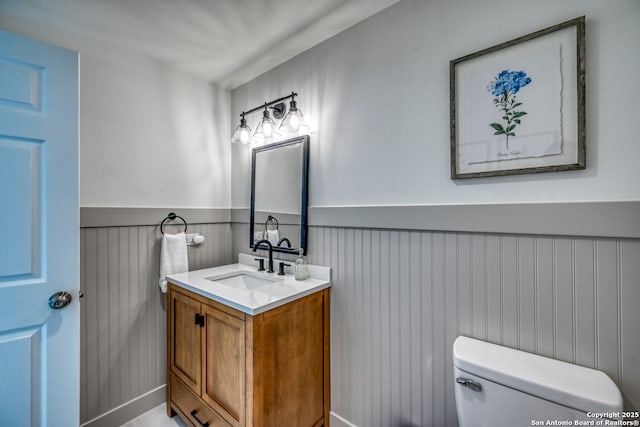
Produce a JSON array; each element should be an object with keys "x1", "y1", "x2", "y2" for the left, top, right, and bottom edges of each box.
[
  {"x1": 279, "y1": 99, "x2": 309, "y2": 134},
  {"x1": 253, "y1": 109, "x2": 279, "y2": 143},
  {"x1": 231, "y1": 118, "x2": 252, "y2": 144}
]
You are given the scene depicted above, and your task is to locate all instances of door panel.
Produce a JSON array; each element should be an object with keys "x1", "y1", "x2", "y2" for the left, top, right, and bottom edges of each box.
[
  {"x1": 0, "y1": 29, "x2": 79, "y2": 426},
  {"x1": 0, "y1": 326, "x2": 44, "y2": 426},
  {"x1": 202, "y1": 305, "x2": 245, "y2": 426},
  {"x1": 0, "y1": 135, "x2": 42, "y2": 280},
  {"x1": 170, "y1": 289, "x2": 202, "y2": 394}
]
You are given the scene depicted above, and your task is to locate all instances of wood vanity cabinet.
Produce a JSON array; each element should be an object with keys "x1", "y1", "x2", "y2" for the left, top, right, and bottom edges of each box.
[{"x1": 166, "y1": 283, "x2": 330, "y2": 427}]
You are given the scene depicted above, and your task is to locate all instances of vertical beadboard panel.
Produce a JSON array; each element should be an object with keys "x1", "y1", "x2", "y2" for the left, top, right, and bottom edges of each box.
[
  {"x1": 378, "y1": 229, "x2": 392, "y2": 426},
  {"x1": 408, "y1": 231, "x2": 423, "y2": 427},
  {"x1": 574, "y1": 238, "x2": 596, "y2": 368},
  {"x1": 95, "y1": 227, "x2": 109, "y2": 415},
  {"x1": 371, "y1": 229, "x2": 384, "y2": 425},
  {"x1": 518, "y1": 236, "x2": 536, "y2": 353},
  {"x1": 501, "y1": 236, "x2": 518, "y2": 349},
  {"x1": 457, "y1": 233, "x2": 472, "y2": 338},
  {"x1": 360, "y1": 228, "x2": 373, "y2": 427},
  {"x1": 389, "y1": 230, "x2": 401, "y2": 423},
  {"x1": 398, "y1": 231, "x2": 410, "y2": 424},
  {"x1": 430, "y1": 232, "x2": 446, "y2": 427},
  {"x1": 301, "y1": 225, "x2": 640, "y2": 427},
  {"x1": 443, "y1": 233, "x2": 458, "y2": 426},
  {"x1": 82, "y1": 228, "x2": 98, "y2": 421},
  {"x1": 116, "y1": 228, "x2": 128, "y2": 403},
  {"x1": 555, "y1": 238, "x2": 575, "y2": 363},
  {"x1": 485, "y1": 235, "x2": 502, "y2": 344},
  {"x1": 620, "y1": 241, "x2": 640, "y2": 410},
  {"x1": 536, "y1": 236, "x2": 555, "y2": 358},
  {"x1": 108, "y1": 227, "x2": 120, "y2": 407},
  {"x1": 80, "y1": 222, "x2": 232, "y2": 424},
  {"x1": 420, "y1": 232, "x2": 434, "y2": 427},
  {"x1": 344, "y1": 227, "x2": 357, "y2": 422},
  {"x1": 595, "y1": 240, "x2": 621, "y2": 384},
  {"x1": 470, "y1": 234, "x2": 487, "y2": 340}
]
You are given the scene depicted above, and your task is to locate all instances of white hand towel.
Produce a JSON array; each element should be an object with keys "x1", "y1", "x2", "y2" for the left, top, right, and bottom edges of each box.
[
  {"x1": 267, "y1": 229, "x2": 279, "y2": 246},
  {"x1": 159, "y1": 232, "x2": 188, "y2": 293}
]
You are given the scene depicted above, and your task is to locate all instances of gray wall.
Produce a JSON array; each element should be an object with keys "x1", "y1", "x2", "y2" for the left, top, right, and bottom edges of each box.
[
  {"x1": 232, "y1": 203, "x2": 640, "y2": 427},
  {"x1": 231, "y1": 0, "x2": 640, "y2": 207},
  {"x1": 80, "y1": 212, "x2": 233, "y2": 425}
]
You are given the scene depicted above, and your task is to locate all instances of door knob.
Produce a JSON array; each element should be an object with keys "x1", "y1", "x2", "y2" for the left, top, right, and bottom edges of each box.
[{"x1": 49, "y1": 291, "x2": 72, "y2": 309}]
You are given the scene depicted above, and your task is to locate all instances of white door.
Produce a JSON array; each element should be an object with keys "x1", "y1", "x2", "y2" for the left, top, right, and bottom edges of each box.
[{"x1": 0, "y1": 30, "x2": 79, "y2": 426}]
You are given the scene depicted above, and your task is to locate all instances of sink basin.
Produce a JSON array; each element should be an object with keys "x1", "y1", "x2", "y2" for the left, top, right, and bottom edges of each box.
[{"x1": 206, "y1": 270, "x2": 283, "y2": 290}]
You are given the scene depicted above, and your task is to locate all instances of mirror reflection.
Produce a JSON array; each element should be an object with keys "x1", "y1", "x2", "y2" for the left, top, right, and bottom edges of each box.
[{"x1": 250, "y1": 135, "x2": 309, "y2": 255}]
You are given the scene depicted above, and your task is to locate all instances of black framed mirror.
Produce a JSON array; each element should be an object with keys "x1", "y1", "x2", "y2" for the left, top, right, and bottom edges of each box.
[{"x1": 250, "y1": 135, "x2": 309, "y2": 255}]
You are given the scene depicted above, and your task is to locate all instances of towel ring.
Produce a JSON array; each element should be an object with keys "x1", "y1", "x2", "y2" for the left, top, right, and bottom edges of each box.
[
  {"x1": 264, "y1": 215, "x2": 279, "y2": 232},
  {"x1": 160, "y1": 212, "x2": 188, "y2": 235}
]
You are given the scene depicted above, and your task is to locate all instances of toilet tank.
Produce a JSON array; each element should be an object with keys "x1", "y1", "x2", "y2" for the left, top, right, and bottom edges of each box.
[{"x1": 453, "y1": 336, "x2": 623, "y2": 427}]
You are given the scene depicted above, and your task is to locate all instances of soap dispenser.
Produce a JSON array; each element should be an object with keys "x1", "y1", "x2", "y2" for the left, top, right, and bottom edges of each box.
[{"x1": 294, "y1": 248, "x2": 310, "y2": 281}]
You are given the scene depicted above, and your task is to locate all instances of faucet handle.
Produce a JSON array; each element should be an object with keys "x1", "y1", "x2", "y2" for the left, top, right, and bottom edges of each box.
[
  {"x1": 254, "y1": 258, "x2": 265, "y2": 271},
  {"x1": 278, "y1": 262, "x2": 291, "y2": 275}
]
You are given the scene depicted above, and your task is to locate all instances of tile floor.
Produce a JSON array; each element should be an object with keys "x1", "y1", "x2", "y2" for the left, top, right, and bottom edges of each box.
[{"x1": 120, "y1": 404, "x2": 188, "y2": 427}]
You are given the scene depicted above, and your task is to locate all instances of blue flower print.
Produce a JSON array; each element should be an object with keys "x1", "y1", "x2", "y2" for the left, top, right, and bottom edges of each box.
[{"x1": 487, "y1": 70, "x2": 532, "y2": 149}]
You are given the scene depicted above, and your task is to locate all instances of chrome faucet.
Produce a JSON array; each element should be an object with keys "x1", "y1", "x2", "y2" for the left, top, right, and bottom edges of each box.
[{"x1": 253, "y1": 239, "x2": 274, "y2": 273}]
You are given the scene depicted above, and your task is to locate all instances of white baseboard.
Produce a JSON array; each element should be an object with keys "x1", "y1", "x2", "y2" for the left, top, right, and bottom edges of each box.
[
  {"x1": 81, "y1": 385, "x2": 166, "y2": 427},
  {"x1": 330, "y1": 411, "x2": 358, "y2": 427}
]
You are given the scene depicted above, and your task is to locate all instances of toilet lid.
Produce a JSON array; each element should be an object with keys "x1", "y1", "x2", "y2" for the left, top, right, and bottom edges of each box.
[{"x1": 453, "y1": 336, "x2": 622, "y2": 414}]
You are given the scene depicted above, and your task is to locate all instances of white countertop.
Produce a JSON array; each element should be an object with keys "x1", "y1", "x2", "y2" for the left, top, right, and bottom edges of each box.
[{"x1": 166, "y1": 253, "x2": 331, "y2": 315}]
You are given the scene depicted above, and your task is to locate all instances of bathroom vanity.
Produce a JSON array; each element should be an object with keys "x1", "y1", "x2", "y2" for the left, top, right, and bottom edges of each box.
[{"x1": 165, "y1": 255, "x2": 331, "y2": 427}]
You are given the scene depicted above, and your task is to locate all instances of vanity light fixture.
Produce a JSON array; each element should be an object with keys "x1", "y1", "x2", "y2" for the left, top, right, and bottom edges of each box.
[
  {"x1": 253, "y1": 104, "x2": 280, "y2": 144},
  {"x1": 279, "y1": 95, "x2": 309, "y2": 134},
  {"x1": 231, "y1": 113, "x2": 252, "y2": 144},
  {"x1": 231, "y1": 91, "x2": 309, "y2": 145}
]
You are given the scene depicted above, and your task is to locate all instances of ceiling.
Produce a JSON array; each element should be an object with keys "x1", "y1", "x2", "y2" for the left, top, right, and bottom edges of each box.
[{"x1": 0, "y1": 0, "x2": 401, "y2": 88}]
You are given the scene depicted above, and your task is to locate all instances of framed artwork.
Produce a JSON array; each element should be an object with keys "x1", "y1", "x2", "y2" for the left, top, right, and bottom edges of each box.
[{"x1": 450, "y1": 16, "x2": 585, "y2": 179}]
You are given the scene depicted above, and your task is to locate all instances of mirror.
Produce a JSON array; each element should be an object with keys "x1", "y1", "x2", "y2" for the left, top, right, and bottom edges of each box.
[{"x1": 250, "y1": 135, "x2": 309, "y2": 255}]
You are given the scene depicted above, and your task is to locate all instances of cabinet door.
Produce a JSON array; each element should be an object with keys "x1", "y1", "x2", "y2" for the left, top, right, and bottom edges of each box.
[
  {"x1": 201, "y1": 304, "x2": 246, "y2": 426},
  {"x1": 169, "y1": 289, "x2": 202, "y2": 394}
]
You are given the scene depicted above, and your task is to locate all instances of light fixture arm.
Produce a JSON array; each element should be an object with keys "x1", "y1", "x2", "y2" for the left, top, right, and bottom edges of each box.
[{"x1": 239, "y1": 92, "x2": 297, "y2": 117}]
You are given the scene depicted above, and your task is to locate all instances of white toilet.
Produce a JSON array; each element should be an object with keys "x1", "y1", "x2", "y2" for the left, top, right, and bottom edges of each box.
[{"x1": 453, "y1": 336, "x2": 623, "y2": 427}]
